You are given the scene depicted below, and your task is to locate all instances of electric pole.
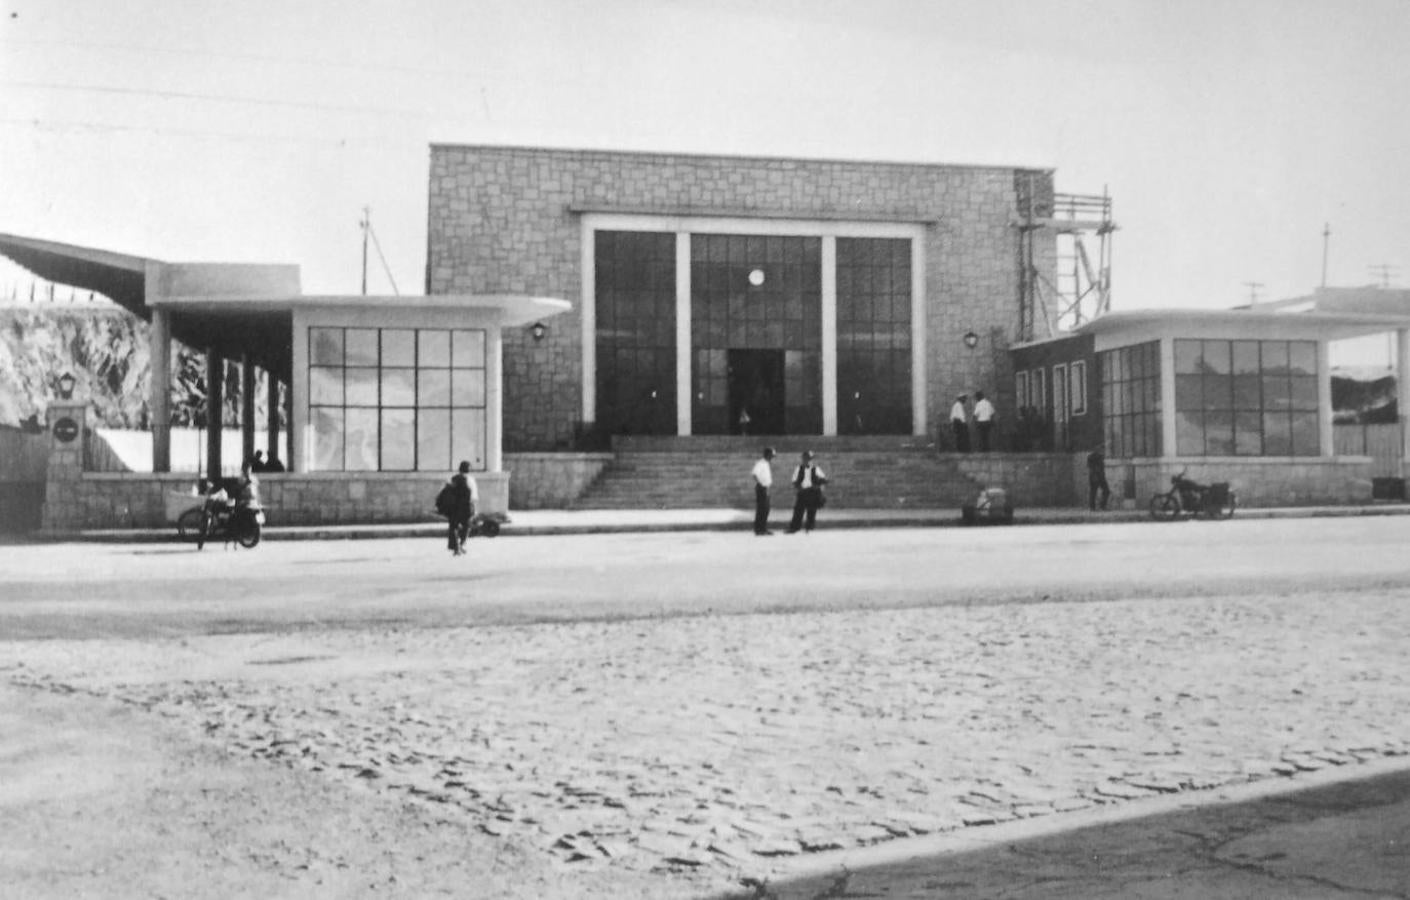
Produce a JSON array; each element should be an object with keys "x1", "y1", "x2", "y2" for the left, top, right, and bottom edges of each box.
[
  {"x1": 1368, "y1": 264, "x2": 1398, "y2": 289},
  {"x1": 360, "y1": 206, "x2": 371, "y2": 296},
  {"x1": 1243, "y1": 281, "x2": 1264, "y2": 306},
  {"x1": 1321, "y1": 223, "x2": 1331, "y2": 288}
]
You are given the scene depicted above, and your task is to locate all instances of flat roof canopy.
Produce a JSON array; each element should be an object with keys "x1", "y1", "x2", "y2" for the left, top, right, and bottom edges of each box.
[{"x1": 0, "y1": 233, "x2": 570, "y2": 383}]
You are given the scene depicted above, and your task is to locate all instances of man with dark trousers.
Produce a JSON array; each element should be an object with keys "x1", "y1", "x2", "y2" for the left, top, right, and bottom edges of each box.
[
  {"x1": 950, "y1": 394, "x2": 971, "y2": 453},
  {"x1": 786, "y1": 450, "x2": 828, "y2": 534},
  {"x1": 1087, "y1": 446, "x2": 1111, "y2": 511},
  {"x1": 751, "y1": 446, "x2": 776, "y2": 535}
]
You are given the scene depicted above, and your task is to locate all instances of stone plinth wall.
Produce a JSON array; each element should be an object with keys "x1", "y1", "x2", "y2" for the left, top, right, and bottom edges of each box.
[
  {"x1": 954, "y1": 453, "x2": 1082, "y2": 507},
  {"x1": 44, "y1": 472, "x2": 512, "y2": 531},
  {"x1": 504, "y1": 452, "x2": 613, "y2": 509},
  {"x1": 427, "y1": 145, "x2": 1055, "y2": 450},
  {"x1": 1108, "y1": 457, "x2": 1376, "y2": 508}
]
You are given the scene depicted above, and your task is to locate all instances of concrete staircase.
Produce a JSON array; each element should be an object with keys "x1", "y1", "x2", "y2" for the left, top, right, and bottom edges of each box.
[{"x1": 571, "y1": 435, "x2": 986, "y2": 510}]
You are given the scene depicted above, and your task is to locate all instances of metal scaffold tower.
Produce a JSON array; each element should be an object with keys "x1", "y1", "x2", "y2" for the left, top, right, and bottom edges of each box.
[{"x1": 1016, "y1": 177, "x2": 1116, "y2": 341}]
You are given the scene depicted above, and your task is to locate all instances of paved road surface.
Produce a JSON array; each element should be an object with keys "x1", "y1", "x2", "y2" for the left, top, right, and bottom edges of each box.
[{"x1": 2, "y1": 517, "x2": 1408, "y2": 897}]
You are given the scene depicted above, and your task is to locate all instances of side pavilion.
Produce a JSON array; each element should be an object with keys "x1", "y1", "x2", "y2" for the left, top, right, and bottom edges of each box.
[{"x1": 0, "y1": 233, "x2": 569, "y2": 530}]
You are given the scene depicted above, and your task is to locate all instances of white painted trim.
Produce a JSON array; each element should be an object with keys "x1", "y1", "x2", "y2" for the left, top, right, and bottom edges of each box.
[
  {"x1": 291, "y1": 311, "x2": 308, "y2": 473},
  {"x1": 1159, "y1": 338, "x2": 1178, "y2": 457},
  {"x1": 580, "y1": 212, "x2": 922, "y2": 239},
  {"x1": 910, "y1": 236, "x2": 927, "y2": 436},
  {"x1": 675, "y1": 232, "x2": 692, "y2": 436},
  {"x1": 1317, "y1": 340, "x2": 1333, "y2": 459},
  {"x1": 487, "y1": 325, "x2": 503, "y2": 471},
  {"x1": 821, "y1": 236, "x2": 838, "y2": 435},
  {"x1": 1401, "y1": 329, "x2": 1410, "y2": 472},
  {"x1": 580, "y1": 219, "x2": 597, "y2": 428}
]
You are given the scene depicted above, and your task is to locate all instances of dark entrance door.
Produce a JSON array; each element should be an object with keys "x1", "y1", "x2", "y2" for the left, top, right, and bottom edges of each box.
[{"x1": 728, "y1": 349, "x2": 785, "y2": 435}]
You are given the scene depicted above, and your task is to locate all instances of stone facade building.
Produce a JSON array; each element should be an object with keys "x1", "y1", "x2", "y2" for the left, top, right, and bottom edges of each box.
[{"x1": 426, "y1": 144, "x2": 1056, "y2": 451}]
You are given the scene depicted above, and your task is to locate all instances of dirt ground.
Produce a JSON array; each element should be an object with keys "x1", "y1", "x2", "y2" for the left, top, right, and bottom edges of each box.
[{"x1": 0, "y1": 677, "x2": 724, "y2": 899}]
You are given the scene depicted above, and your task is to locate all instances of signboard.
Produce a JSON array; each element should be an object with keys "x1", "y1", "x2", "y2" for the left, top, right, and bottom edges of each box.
[{"x1": 52, "y1": 417, "x2": 79, "y2": 443}]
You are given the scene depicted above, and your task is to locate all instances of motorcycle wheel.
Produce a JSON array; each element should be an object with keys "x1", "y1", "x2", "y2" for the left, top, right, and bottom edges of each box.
[
  {"x1": 177, "y1": 508, "x2": 204, "y2": 543},
  {"x1": 196, "y1": 511, "x2": 211, "y2": 550},
  {"x1": 1149, "y1": 493, "x2": 1180, "y2": 520},
  {"x1": 238, "y1": 520, "x2": 261, "y2": 549},
  {"x1": 1213, "y1": 491, "x2": 1237, "y2": 520}
]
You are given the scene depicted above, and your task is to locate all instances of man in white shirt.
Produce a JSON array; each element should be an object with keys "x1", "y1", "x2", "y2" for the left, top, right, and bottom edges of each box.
[
  {"x1": 973, "y1": 390, "x2": 997, "y2": 451},
  {"x1": 950, "y1": 394, "x2": 971, "y2": 453},
  {"x1": 751, "y1": 446, "x2": 776, "y2": 535}
]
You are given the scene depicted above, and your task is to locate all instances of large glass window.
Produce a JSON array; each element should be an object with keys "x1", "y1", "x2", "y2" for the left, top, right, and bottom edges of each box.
[
  {"x1": 1101, "y1": 341, "x2": 1161, "y2": 458},
  {"x1": 595, "y1": 231, "x2": 676, "y2": 435},
  {"x1": 836, "y1": 237, "x2": 912, "y2": 434},
  {"x1": 1174, "y1": 339, "x2": 1318, "y2": 456},
  {"x1": 308, "y1": 326, "x2": 487, "y2": 472},
  {"x1": 691, "y1": 233, "x2": 822, "y2": 434}
]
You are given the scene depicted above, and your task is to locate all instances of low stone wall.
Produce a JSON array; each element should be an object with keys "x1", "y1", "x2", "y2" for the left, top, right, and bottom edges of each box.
[
  {"x1": 503, "y1": 452, "x2": 614, "y2": 509},
  {"x1": 1108, "y1": 457, "x2": 1376, "y2": 508},
  {"x1": 955, "y1": 453, "x2": 1082, "y2": 507}
]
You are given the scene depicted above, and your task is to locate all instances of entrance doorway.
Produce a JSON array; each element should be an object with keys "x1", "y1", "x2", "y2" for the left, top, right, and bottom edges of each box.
[{"x1": 728, "y1": 349, "x2": 784, "y2": 435}]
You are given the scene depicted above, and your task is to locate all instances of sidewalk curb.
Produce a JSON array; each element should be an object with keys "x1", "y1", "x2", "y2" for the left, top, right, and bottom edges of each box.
[
  {"x1": 41, "y1": 502, "x2": 1410, "y2": 543},
  {"x1": 758, "y1": 753, "x2": 1410, "y2": 887}
]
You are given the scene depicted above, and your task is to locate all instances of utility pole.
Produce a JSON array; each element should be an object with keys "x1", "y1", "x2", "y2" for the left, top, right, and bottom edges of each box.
[
  {"x1": 360, "y1": 206, "x2": 370, "y2": 296},
  {"x1": 1321, "y1": 223, "x2": 1331, "y2": 288},
  {"x1": 1368, "y1": 264, "x2": 1398, "y2": 289},
  {"x1": 1243, "y1": 281, "x2": 1264, "y2": 306}
]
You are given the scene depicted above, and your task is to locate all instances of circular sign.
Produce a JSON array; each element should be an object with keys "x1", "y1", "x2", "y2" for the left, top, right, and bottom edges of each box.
[{"x1": 53, "y1": 417, "x2": 79, "y2": 443}]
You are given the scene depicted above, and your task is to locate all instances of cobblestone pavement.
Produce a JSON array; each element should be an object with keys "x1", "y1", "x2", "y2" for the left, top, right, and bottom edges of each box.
[{"x1": 7, "y1": 587, "x2": 1409, "y2": 893}]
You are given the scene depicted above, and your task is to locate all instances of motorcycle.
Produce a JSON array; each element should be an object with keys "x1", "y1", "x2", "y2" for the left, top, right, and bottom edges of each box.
[
  {"x1": 194, "y1": 488, "x2": 264, "y2": 549},
  {"x1": 1149, "y1": 469, "x2": 1236, "y2": 520}
]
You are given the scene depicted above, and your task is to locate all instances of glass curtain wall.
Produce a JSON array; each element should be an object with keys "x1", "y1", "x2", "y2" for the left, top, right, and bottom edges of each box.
[
  {"x1": 1175, "y1": 339, "x2": 1319, "y2": 456},
  {"x1": 308, "y1": 326, "x2": 486, "y2": 471},
  {"x1": 1101, "y1": 341, "x2": 1161, "y2": 458},
  {"x1": 836, "y1": 238, "x2": 912, "y2": 434},
  {"x1": 690, "y1": 234, "x2": 822, "y2": 434},
  {"x1": 594, "y1": 231, "x2": 677, "y2": 435}
]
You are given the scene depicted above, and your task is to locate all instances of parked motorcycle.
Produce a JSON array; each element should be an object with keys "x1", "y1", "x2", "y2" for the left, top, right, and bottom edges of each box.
[
  {"x1": 188, "y1": 486, "x2": 264, "y2": 549},
  {"x1": 1149, "y1": 469, "x2": 1236, "y2": 520}
]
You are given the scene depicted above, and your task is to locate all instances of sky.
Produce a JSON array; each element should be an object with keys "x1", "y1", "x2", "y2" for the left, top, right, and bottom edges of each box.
[{"x1": 3, "y1": 0, "x2": 1410, "y2": 364}]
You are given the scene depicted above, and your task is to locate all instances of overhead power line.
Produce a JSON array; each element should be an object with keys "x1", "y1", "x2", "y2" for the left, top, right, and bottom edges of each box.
[{"x1": 2, "y1": 79, "x2": 431, "y2": 120}]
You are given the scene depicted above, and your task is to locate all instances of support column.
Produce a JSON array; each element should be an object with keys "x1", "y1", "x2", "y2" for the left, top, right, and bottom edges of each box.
[
  {"x1": 910, "y1": 235, "x2": 927, "y2": 437},
  {"x1": 1159, "y1": 337, "x2": 1178, "y2": 457},
  {"x1": 487, "y1": 325, "x2": 503, "y2": 472},
  {"x1": 241, "y1": 354, "x2": 256, "y2": 467},
  {"x1": 206, "y1": 349, "x2": 224, "y2": 480},
  {"x1": 1400, "y1": 328, "x2": 1410, "y2": 478},
  {"x1": 266, "y1": 372, "x2": 281, "y2": 469},
  {"x1": 821, "y1": 236, "x2": 838, "y2": 436},
  {"x1": 149, "y1": 307, "x2": 172, "y2": 472},
  {"x1": 675, "y1": 232, "x2": 692, "y2": 436},
  {"x1": 1318, "y1": 339, "x2": 1334, "y2": 458}
]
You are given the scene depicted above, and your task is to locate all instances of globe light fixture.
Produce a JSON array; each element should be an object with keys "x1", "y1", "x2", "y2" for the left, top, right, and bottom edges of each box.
[
  {"x1": 963, "y1": 331, "x2": 980, "y2": 350},
  {"x1": 530, "y1": 322, "x2": 547, "y2": 342},
  {"x1": 57, "y1": 371, "x2": 76, "y2": 399}
]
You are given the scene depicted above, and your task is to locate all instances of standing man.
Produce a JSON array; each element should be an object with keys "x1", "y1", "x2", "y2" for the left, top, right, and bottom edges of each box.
[
  {"x1": 950, "y1": 394, "x2": 971, "y2": 453},
  {"x1": 786, "y1": 450, "x2": 828, "y2": 534},
  {"x1": 446, "y1": 460, "x2": 479, "y2": 557},
  {"x1": 973, "y1": 390, "x2": 996, "y2": 452},
  {"x1": 1087, "y1": 446, "x2": 1111, "y2": 511},
  {"x1": 751, "y1": 446, "x2": 776, "y2": 535}
]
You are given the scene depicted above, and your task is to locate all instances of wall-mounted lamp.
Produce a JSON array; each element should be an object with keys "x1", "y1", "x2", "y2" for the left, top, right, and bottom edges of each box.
[
  {"x1": 529, "y1": 322, "x2": 547, "y2": 342},
  {"x1": 962, "y1": 331, "x2": 980, "y2": 350},
  {"x1": 56, "y1": 371, "x2": 76, "y2": 400}
]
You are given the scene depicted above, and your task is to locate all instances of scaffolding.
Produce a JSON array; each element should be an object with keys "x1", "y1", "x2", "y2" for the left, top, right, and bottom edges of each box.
[{"x1": 1016, "y1": 179, "x2": 1116, "y2": 341}]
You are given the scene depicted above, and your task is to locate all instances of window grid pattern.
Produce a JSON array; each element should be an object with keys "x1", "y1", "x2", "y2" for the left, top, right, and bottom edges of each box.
[
  {"x1": 835, "y1": 237, "x2": 913, "y2": 434},
  {"x1": 595, "y1": 231, "x2": 677, "y2": 435},
  {"x1": 1175, "y1": 339, "x2": 1318, "y2": 457},
  {"x1": 690, "y1": 233, "x2": 822, "y2": 434},
  {"x1": 1101, "y1": 341, "x2": 1162, "y2": 458},
  {"x1": 308, "y1": 326, "x2": 486, "y2": 472}
]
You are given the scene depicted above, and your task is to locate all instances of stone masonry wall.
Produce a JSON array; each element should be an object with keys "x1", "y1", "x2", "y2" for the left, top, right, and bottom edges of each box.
[
  {"x1": 426, "y1": 145, "x2": 1053, "y2": 450},
  {"x1": 955, "y1": 453, "x2": 1081, "y2": 508},
  {"x1": 504, "y1": 452, "x2": 613, "y2": 510},
  {"x1": 1108, "y1": 457, "x2": 1376, "y2": 509}
]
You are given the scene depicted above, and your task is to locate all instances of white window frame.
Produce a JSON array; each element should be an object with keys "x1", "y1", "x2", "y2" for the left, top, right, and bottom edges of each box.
[
  {"x1": 1015, "y1": 370, "x2": 1030, "y2": 411},
  {"x1": 1031, "y1": 368, "x2": 1046, "y2": 417},
  {"x1": 1070, "y1": 360, "x2": 1088, "y2": 416}
]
